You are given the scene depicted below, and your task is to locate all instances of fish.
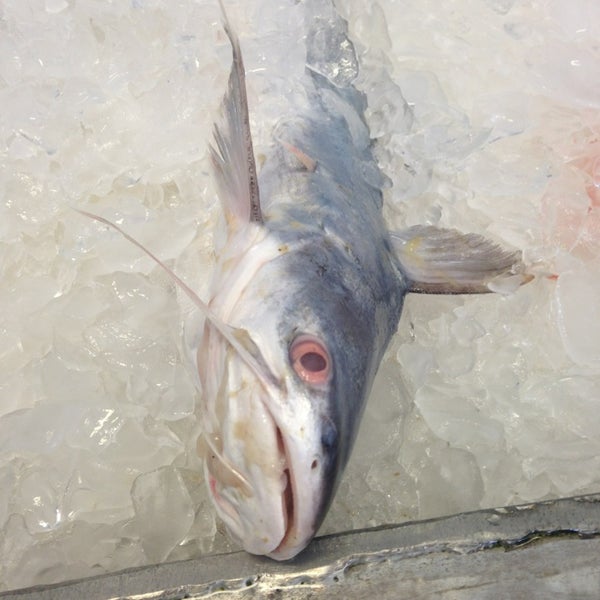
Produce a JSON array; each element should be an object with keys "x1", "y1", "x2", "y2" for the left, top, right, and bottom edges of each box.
[{"x1": 78, "y1": 0, "x2": 531, "y2": 561}]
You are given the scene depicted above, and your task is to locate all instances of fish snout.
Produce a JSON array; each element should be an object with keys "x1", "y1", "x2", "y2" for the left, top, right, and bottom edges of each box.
[{"x1": 265, "y1": 415, "x2": 341, "y2": 561}]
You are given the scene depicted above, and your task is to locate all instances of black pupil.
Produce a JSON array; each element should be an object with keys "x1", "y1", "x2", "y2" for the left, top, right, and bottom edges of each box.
[{"x1": 300, "y1": 351, "x2": 326, "y2": 372}]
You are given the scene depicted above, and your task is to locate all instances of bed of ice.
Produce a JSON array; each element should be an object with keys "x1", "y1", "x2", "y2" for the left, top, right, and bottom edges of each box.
[{"x1": 1, "y1": 0, "x2": 599, "y2": 591}]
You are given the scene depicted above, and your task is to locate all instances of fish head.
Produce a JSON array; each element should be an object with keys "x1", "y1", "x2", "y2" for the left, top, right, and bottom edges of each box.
[{"x1": 197, "y1": 240, "x2": 392, "y2": 561}]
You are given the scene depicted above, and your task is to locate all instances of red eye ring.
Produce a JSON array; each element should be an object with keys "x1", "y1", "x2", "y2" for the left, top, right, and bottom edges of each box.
[{"x1": 289, "y1": 335, "x2": 331, "y2": 386}]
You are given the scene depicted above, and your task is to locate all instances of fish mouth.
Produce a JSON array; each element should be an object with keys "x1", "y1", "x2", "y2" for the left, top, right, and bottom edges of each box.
[
  {"x1": 270, "y1": 429, "x2": 296, "y2": 559},
  {"x1": 204, "y1": 404, "x2": 323, "y2": 559},
  {"x1": 267, "y1": 423, "x2": 324, "y2": 561},
  {"x1": 273, "y1": 467, "x2": 295, "y2": 556},
  {"x1": 204, "y1": 421, "x2": 302, "y2": 558}
]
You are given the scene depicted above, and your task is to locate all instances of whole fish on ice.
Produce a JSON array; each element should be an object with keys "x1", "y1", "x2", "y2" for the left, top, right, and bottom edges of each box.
[
  {"x1": 191, "y1": 0, "x2": 530, "y2": 560},
  {"x1": 80, "y1": 0, "x2": 530, "y2": 561}
]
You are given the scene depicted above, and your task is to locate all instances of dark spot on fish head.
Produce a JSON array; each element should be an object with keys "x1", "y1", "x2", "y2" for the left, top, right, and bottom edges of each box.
[
  {"x1": 321, "y1": 418, "x2": 338, "y2": 454},
  {"x1": 308, "y1": 245, "x2": 328, "y2": 277}
]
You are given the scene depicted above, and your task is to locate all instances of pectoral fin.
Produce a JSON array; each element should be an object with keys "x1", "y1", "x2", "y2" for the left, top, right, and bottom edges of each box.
[
  {"x1": 210, "y1": 2, "x2": 262, "y2": 227},
  {"x1": 391, "y1": 225, "x2": 533, "y2": 294}
]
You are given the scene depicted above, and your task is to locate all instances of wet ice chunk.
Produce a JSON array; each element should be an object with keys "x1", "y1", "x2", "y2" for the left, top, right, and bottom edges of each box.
[
  {"x1": 0, "y1": 464, "x2": 16, "y2": 531},
  {"x1": 1, "y1": 515, "x2": 35, "y2": 591},
  {"x1": 0, "y1": 404, "x2": 83, "y2": 456},
  {"x1": 306, "y1": 6, "x2": 359, "y2": 87},
  {"x1": 45, "y1": 0, "x2": 68, "y2": 13},
  {"x1": 131, "y1": 466, "x2": 195, "y2": 562},
  {"x1": 18, "y1": 467, "x2": 65, "y2": 534},
  {"x1": 414, "y1": 384, "x2": 506, "y2": 451},
  {"x1": 555, "y1": 262, "x2": 600, "y2": 365}
]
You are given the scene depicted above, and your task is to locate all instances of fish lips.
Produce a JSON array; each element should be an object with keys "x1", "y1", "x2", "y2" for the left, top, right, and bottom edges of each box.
[{"x1": 267, "y1": 414, "x2": 340, "y2": 560}]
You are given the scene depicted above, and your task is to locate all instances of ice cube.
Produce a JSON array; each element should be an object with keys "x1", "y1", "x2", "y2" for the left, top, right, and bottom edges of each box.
[
  {"x1": 555, "y1": 262, "x2": 600, "y2": 365},
  {"x1": 18, "y1": 467, "x2": 66, "y2": 534},
  {"x1": 0, "y1": 463, "x2": 16, "y2": 531},
  {"x1": 131, "y1": 466, "x2": 195, "y2": 562},
  {"x1": 0, "y1": 515, "x2": 36, "y2": 591},
  {"x1": 414, "y1": 383, "x2": 506, "y2": 452}
]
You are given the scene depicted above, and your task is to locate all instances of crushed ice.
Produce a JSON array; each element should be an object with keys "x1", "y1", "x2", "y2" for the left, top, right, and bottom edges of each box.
[{"x1": 1, "y1": 0, "x2": 600, "y2": 591}]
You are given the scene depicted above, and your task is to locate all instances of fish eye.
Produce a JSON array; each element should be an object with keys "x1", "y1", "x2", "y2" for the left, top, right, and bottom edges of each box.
[{"x1": 289, "y1": 334, "x2": 331, "y2": 386}]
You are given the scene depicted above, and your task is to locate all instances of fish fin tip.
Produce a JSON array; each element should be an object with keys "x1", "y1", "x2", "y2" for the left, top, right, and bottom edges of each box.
[
  {"x1": 391, "y1": 225, "x2": 532, "y2": 295},
  {"x1": 212, "y1": 2, "x2": 262, "y2": 228}
]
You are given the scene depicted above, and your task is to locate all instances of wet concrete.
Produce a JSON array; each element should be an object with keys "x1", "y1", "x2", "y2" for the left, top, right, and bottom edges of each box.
[{"x1": 2, "y1": 494, "x2": 599, "y2": 599}]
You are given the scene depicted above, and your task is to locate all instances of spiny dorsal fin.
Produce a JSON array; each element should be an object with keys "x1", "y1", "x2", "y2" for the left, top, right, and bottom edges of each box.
[
  {"x1": 211, "y1": 1, "x2": 262, "y2": 228},
  {"x1": 391, "y1": 225, "x2": 533, "y2": 294}
]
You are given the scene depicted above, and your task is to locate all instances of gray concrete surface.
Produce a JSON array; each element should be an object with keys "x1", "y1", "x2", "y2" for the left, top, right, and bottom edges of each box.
[{"x1": 2, "y1": 494, "x2": 599, "y2": 599}]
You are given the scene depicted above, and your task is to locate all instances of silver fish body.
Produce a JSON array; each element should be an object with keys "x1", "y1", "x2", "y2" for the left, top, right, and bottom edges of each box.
[{"x1": 196, "y1": 1, "x2": 410, "y2": 560}]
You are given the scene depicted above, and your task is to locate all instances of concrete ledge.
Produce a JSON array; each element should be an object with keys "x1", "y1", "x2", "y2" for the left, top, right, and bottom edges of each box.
[{"x1": 2, "y1": 494, "x2": 600, "y2": 599}]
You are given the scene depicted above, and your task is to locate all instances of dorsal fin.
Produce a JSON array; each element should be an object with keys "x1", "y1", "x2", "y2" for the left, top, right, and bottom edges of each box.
[{"x1": 210, "y1": 2, "x2": 262, "y2": 228}]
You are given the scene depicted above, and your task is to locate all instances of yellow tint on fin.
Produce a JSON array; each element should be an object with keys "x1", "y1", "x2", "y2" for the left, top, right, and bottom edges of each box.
[{"x1": 391, "y1": 225, "x2": 533, "y2": 294}]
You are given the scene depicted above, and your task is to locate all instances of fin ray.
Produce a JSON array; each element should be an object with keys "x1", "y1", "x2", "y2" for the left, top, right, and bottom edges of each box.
[
  {"x1": 211, "y1": 2, "x2": 262, "y2": 226},
  {"x1": 391, "y1": 225, "x2": 533, "y2": 294}
]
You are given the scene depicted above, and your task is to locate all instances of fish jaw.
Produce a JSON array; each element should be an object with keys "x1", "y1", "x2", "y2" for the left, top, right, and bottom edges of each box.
[
  {"x1": 266, "y1": 414, "x2": 338, "y2": 560},
  {"x1": 199, "y1": 357, "x2": 337, "y2": 558},
  {"x1": 203, "y1": 412, "x2": 288, "y2": 555}
]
